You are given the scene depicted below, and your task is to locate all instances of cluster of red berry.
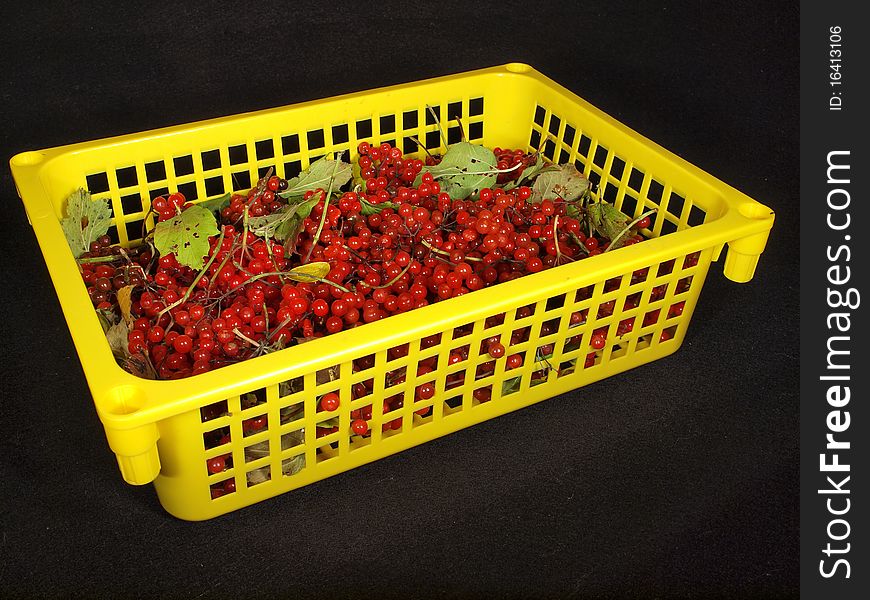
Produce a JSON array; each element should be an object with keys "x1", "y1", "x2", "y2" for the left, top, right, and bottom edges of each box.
[
  {"x1": 80, "y1": 237, "x2": 146, "y2": 310},
  {"x1": 151, "y1": 192, "x2": 188, "y2": 222},
  {"x1": 80, "y1": 141, "x2": 653, "y2": 386},
  {"x1": 493, "y1": 147, "x2": 539, "y2": 185},
  {"x1": 221, "y1": 175, "x2": 289, "y2": 222}
]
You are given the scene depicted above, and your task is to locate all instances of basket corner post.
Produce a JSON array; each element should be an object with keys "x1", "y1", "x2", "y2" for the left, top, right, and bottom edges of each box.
[
  {"x1": 722, "y1": 203, "x2": 775, "y2": 283},
  {"x1": 96, "y1": 384, "x2": 162, "y2": 485},
  {"x1": 102, "y1": 422, "x2": 161, "y2": 485}
]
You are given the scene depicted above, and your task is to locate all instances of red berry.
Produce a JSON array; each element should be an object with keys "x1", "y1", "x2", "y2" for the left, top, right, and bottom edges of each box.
[
  {"x1": 590, "y1": 333, "x2": 607, "y2": 350},
  {"x1": 320, "y1": 392, "x2": 340, "y2": 412},
  {"x1": 312, "y1": 299, "x2": 329, "y2": 317},
  {"x1": 207, "y1": 455, "x2": 226, "y2": 474},
  {"x1": 506, "y1": 354, "x2": 523, "y2": 369},
  {"x1": 351, "y1": 419, "x2": 369, "y2": 436},
  {"x1": 147, "y1": 326, "x2": 165, "y2": 343},
  {"x1": 173, "y1": 334, "x2": 193, "y2": 354},
  {"x1": 325, "y1": 316, "x2": 343, "y2": 333},
  {"x1": 243, "y1": 415, "x2": 267, "y2": 433},
  {"x1": 416, "y1": 382, "x2": 436, "y2": 400},
  {"x1": 488, "y1": 342, "x2": 506, "y2": 359}
]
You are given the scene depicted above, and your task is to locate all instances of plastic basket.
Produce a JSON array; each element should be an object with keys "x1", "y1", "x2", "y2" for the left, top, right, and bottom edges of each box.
[{"x1": 10, "y1": 63, "x2": 774, "y2": 520}]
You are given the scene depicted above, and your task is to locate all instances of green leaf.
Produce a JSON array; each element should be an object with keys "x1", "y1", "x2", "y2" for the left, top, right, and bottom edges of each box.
[
  {"x1": 501, "y1": 377, "x2": 521, "y2": 396},
  {"x1": 360, "y1": 198, "x2": 399, "y2": 215},
  {"x1": 278, "y1": 157, "x2": 352, "y2": 199},
  {"x1": 530, "y1": 164, "x2": 590, "y2": 203},
  {"x1": 293, "y1": 195, "x2": 320, "y2": 220},
  {"x1": 588, "y1": 201, "x2": 632, "y2": 248},
  {"x1": 247, "y1": 465, "x2": 271, "y2": 486},
  {"x1": 244, "y1": 440, "x2": 270, "y2": 461},
  {"x1": 503, "y1": 153, "x2": 558, "y2": 190},
  {"x1": 284, "y1": 195, "x2": 321, "y2": 256},
  {"x1": 281, "y1": 451, "x2": 305, "y2": 477},
  {"x1": 414, "y1": 141, "x2": 499, "y2": 200},
  {"x1": 104, "y1": 319, "x2": 130, "y2": 359},
  {"x1": 248, "y1": 195, "x2": 319, "y2": 243},
  {"x1": 153, "y1": 204, "x2": 219, "y2": 269},
  {"x1": 198, "y1": 192, "x2": 232, "y2": 216},
  {"x1": 280, "y1": 402, "x2": 304, "y2": 422},
  {"x1": 247, "y1": 205, "x2": 295, "y2": 240},
  {"x1": 317, "y1": 416, "x2": 340, "y2": 429},
  {"x1": 103, "y1": 319, "x2": 158, "y2": 379},
  {"x1": 282, "y1": 224, "x2": 304, "y2": 257},
  {"x1": 520, "y1": 153, "x2": 551, "y2": 181},
  {"x1": 95, "y1": 308, "x2": 118, "y2": 333},
  {"x1": 60, "y1": 188, "x2": 112, "y2": 258},
  {"x1": 286, "y1": 262, "x2": 330, "y2": 282}
]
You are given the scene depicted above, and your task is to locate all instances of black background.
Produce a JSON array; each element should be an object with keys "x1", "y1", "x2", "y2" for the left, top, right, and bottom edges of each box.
[{"x1": 0, "y1": 2, "x2": 799, "y2": 598}]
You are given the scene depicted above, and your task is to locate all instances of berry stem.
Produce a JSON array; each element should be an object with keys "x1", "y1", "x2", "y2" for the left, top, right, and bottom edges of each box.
[
  {"x1": 232, "y1": 327, "x2": 260, "y2": 347},
  {"x1": 421, "y1": 238, "x2": 482, "y2": 262},
  {"x1": 430, "y1": 161, "x2": 523, "y2": 179},
  {"x1": 553, "y1": 214, "x2": 566, "y2": 264},
  {"x1": 77, "y1": 254, "x2": 121, "y2": 264},
  {"x1": 426, "y1": 104, "x2": 448, "y2": 148},
  {"x1": 304, "y1": 152, "x2": 344, "y2": 264},
  {"x1": 240, "y1": 205, "x2": 250, "y2": 263},
  {"x1": 602, "y1": 208, "x2": 657, "y2": 253},
  {"x1": 408, "y1": 136, "x2": 435, "y2": 160},
  {"x1": 370, "y1": 262, "x2": 412, "y2": 290},
  {"x1": 453, "y1": 115, "x2": 467, "y2": 142}
]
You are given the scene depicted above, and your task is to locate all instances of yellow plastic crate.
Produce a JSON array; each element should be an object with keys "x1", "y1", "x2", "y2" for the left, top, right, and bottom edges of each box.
[{"x1": 10, "y1": 63, "x2": 774, "y2": 520}]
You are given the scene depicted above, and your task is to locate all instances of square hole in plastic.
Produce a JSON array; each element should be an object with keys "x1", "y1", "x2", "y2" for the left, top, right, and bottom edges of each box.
[
  {"x1": 86, "y1": 172, "x2": 110, "y2": 194},
  {"x1": 356, "y1": 119, "x2": 373, "y2": 140},
  {"x1": 282, "y1": 452, "x2": 306, "y2": 477},
  {"x1": 548, "y1": 114, "x2": 561, "y2": 137},
  {"x1": 115, "y1": 165, "x2": 137, "y2": 188},
  {"x1": 332, "y1": 124, "x2": 349, "y2": 145},
  {"x1": 468, "y1": 121, "x2": 483, "y2": 140},
  {"x1": 173, "y1": 155, "x2": 195, "y2": 176},
  {"x1": 232, "y1": 171, "x2": 252, "y2": 191},
  {"x1": 306, "y1": 130, "x2": 325, "y2": 151},
  {"x1": 125, "y1": 220, "x2": 144, "y2": 242},
  {"x1": 120, "y1": 193, "x2": 142, "y2": 215},
  {"x1": 469, "y1": 97, "x2": 484, "y2": 116},
  {"x1": 204, "y1": 176, "x2": 224, "y2": 197},
  {"x1": 144, "y1": 161, "x2": 166, "y2": 182},
  {"x1": 282, "y1": 134, "x2": 300, "y2": 155},
  {"x1": 201, "y1": 149, "x2": 221, "y2": 171},
  {"x1": 177, "y1": 181, "x2": 197, "y2": 201},
  {"x1": 244, "y1": 439, "x2": 269, "y2": 464},
  {"x1": 228, "y1": 144, "x2": 247, "y2": 165},
  {"x1": 425, "y1": 105, "x2": 441, "y2": 125},
  {"x1": 379, "y1": 114, "x2": 396, "y2": 135},
  {"x1": 247, "y1": 465, "x2": 271, "y2": 487},
  {"x1": 210, "y1": 478, "x2": 236, "y2": 499},
  {"x1": 255, "y1": 139, "x2": 275, "y2": 160}
]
